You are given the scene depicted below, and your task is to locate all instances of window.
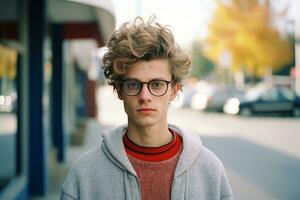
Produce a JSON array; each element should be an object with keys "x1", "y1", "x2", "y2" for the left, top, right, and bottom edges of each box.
[
  {"x1": 0, "y1": 0, "x2": 19, "y2": 190},
  {"x1": 0, "y1": 44, "x2": 18, "y2": 191}
]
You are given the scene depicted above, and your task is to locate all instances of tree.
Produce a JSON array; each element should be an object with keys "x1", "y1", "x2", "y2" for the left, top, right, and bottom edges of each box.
[
  {"x1": 204, "y1": 0, "x2": 293, "y2": 78},
  {"x1": 191, "y1": 41, "x2": 215, "y2": 79}
]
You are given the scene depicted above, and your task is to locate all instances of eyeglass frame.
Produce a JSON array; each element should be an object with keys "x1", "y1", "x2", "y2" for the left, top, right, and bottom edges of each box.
[{"x1": 118, "y1": 78, "x2": 174, "y2": 97}]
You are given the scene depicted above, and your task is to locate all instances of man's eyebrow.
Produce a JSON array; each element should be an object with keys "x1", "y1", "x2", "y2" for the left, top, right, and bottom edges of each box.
[{"x1": 123, "y1": 77, "x2": 140, "y2": 81}]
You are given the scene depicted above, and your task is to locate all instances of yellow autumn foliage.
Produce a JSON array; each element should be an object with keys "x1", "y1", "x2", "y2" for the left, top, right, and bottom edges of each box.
[
  {"x1": 0, "y1": 44, "x2": 17, "y2": 79},
  {"x1": 204, "y1": 0, "x2": 293, "y2": 77}
]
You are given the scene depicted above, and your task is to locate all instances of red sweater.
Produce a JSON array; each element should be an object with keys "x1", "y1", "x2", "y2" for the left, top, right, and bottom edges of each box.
[{"x1": 123, "y1": 131, "x2": 182, "y2": 200}]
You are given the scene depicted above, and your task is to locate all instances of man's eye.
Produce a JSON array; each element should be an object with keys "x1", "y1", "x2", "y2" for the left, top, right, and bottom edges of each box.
[
  {"x1": 127, "y1": 81, "x2": 139, "y2": 89},
  {"x1": 151, "y1": 81, "x2": 164, "y2": 89}
]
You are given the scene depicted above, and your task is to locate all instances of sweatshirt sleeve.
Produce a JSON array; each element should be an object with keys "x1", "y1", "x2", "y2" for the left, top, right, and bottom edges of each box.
[
  {"x1": 59, "y1": 163, "x2": 80, "y2": 200},
  {"x1": 220, "y1": 167, "x2": 233, "y2": 200},
  {"x1": 59, "y1": 190, "x2": 77, "y2": 200}
]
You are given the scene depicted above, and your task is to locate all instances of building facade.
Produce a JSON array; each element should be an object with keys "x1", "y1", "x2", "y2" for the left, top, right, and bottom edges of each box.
[{"x1": 0, "y1": 0, "x2": 115, "y2": 199}]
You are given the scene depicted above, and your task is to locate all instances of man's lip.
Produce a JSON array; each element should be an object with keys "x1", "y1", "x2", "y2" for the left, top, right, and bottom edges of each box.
[{"x1": 137, "y1": 108, "x2": 155, "y2": 111}]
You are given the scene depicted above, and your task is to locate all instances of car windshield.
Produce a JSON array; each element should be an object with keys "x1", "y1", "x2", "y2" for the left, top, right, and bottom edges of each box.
[
  {"x1": 244, "y1": 85, "x2": 268, "y2": 101},
  {"x1": 259, "y1": 88, "x2": 278, "y2": 101},
  {"x1": 244, "y1": 84, "x2": 296, "y2": 101},
  {"x1": 278, "y1": 87, "x2": 294, "y2": 101}
]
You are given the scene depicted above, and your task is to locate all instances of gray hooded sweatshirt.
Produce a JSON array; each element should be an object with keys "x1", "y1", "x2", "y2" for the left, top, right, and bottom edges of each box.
[{"x1": 60, "y1": 124, "x2": 233, "y2": 200}]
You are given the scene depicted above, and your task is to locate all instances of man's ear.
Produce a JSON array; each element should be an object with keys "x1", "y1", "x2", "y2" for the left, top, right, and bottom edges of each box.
[
  {"x1": 114, "y1": 84, "x2": 124, "y2": 100},
  {"x1": 170, "y1": 82, "x2": 180, "y2": 101}
]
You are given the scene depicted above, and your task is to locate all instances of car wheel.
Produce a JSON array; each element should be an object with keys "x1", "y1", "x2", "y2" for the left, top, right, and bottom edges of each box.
[
  {"x1": 293, "y1": 108, "x2": 300, "y2": 117},
  {"x1": 240, "y1": 107, "x2": 252, "y2": 116}
]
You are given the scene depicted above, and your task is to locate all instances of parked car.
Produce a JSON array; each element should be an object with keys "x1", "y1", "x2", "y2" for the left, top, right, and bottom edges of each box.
[
  {"x1": 223, "y1": 85, "x2": 300, "y2": 117},
  {"x1": 0, "y1": 92, "x2": 17, "y2": 113},
  {"x1": 191, "y1": 85, "x2": 244, "y2": 112}
]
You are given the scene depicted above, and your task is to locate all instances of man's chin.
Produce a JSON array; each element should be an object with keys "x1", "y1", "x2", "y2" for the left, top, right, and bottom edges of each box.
[{"x1": 132, "y1": 118, "x2": 157, "y2": 128}]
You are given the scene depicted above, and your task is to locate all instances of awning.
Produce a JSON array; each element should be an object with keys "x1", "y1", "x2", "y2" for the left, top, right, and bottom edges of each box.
[{"x1": 48, "y1": 0, "x2": 116, "y2": 44}]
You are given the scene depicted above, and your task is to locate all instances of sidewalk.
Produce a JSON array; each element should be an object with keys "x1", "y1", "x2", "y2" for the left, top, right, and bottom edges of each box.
[{"x1": 33, "y1": 119, "x2": 105, "y2": 200}]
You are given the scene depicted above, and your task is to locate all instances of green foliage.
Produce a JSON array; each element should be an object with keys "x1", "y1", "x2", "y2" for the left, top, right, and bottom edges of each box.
[{"x1": 191, "y1": 42, "x2": 215, "y2": 78}]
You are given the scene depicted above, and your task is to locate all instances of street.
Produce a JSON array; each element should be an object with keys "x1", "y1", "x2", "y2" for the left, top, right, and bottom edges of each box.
[{"x1": 98, "y1": 85, "x2": 300, "y2": 200}]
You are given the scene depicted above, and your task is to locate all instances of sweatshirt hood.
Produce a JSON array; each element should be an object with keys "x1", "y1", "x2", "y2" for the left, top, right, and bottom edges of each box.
[
  {"x1": 101, "y1": 125, "x2": 137, "y2": 175},
  {"x1": 101, "y1": 124, "x2": 204, "y2": 177},
  {"x1": 168, "y1": 124, "x2": 204, "y2": 177}
]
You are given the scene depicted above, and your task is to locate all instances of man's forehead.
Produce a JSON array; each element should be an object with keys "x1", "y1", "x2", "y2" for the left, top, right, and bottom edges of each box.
[
  {"x1": 124, "y1": 70, "x2": 172, "y2": 81},
  {"x1": 123, "y1": 59, "x2": 172, "y2": 80}
]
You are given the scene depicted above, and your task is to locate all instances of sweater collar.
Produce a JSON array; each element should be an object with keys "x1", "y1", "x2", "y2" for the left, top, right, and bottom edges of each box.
[{"x1": 101, "y1": 124, "x2": 203, "y2": 177}]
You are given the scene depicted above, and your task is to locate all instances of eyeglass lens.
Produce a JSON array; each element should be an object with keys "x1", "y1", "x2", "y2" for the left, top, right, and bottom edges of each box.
[{"x1": 122, "y1": 79, "x2": 170, "y2": 96}]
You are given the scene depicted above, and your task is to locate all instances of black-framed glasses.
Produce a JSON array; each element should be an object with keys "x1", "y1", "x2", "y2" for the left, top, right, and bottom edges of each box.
[{"x1": 120, "y1": 79, "x2": 173, "y2": 97}]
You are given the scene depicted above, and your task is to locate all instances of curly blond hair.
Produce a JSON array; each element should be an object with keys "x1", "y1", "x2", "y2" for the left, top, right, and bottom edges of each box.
[{"x1": 102, "y1": 16, "x2": 191, "y2": 88}]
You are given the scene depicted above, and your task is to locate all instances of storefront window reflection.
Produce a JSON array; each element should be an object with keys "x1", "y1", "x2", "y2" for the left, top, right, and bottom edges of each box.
[{"x1": 0, "y1": 44, "x2": 18, "y2": 190}]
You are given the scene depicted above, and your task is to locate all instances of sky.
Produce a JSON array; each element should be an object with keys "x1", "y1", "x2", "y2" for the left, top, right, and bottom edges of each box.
[
  {"x1": 111, "y1": 0, "x2": 298, "y2": 49},
  {"x1": 111, "y1": 0, "x2": 216, "y2": 48}
]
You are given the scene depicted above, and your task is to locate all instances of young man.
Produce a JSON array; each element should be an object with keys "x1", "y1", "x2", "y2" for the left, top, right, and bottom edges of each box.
[{"x1": 60, "y1": 17, "x2": 233, "y2": 200}]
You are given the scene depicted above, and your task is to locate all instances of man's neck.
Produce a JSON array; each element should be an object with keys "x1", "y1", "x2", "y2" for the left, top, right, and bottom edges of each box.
[{"x1": 127, "y1": 123, "x2": 173, "y2": 147}]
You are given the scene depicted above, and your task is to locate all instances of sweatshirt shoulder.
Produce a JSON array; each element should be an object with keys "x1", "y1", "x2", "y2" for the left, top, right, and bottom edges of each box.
[
  {"x1": 196, "y1": 146, "x2": 233, "y2": 198},
  {"x1": 60, "y1": 145, "x2": 106, "y2": 198},
  {"x1": 73, "y1": 146, "x2": 102, "y2": 167},
  {"x1": 63, "y1": 146, "x2": 102, "y2": 180},
  {"x1": 201, "y1": 145, "x2": 225, "y2": 168}
]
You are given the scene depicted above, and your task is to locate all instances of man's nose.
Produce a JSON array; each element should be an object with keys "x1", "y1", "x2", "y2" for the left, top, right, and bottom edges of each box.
[{"x1": 138, "y1": 84, "x2": 152, "y2": 100}]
